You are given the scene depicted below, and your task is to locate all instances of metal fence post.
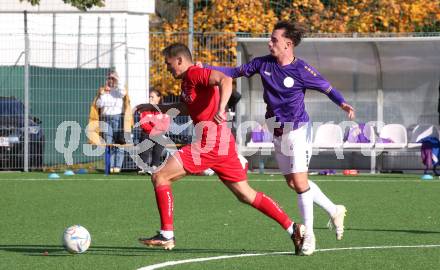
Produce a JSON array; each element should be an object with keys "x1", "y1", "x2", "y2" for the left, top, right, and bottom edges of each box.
[
  {"x1": 52, "y1": 13, "x2": 56, "y2": 67},
  {"x1": 372, "y1": 42, "x2": 383, "y2": 174},
  {"x1": 188, "y1": 0, "x2": 194, "y2": 54},
  {"x1": 97, "y1": 17, "x2": 101, "y2": 68},
  {"x1": 124, "y1": 18, "x2": 129, "y2": 90},
  {"x1": 23, "y1": 11, "x2": 30, "y2": 172},
  {"x1": 77, "y1": 15, "x2": 82, "y2": 68},
  {"x1": 110, "y1": 17, "x2": 114, "y2": 68}
]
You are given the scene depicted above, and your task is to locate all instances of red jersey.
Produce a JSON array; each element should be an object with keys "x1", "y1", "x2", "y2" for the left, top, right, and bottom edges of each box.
[
  {"x1": 140, "y1": 111, "x2": 170, "y2": 136},
  {"x1": 181, "y1": 66, "x2": 220, "y2": 124},
  {"x1": 175, "y1": 66, "x2": 246, "y2": 182}
]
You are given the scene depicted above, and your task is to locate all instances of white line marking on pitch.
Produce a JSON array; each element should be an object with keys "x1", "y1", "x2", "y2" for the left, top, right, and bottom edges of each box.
[
  {"x1": 0, "y1": 178, "x2": 431, "y2": 183},
  {"x1": 137, "y1": 244, "x2": 440, "y2": 270}
]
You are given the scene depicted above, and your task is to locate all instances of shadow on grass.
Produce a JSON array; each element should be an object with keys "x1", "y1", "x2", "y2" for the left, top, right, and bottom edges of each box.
[
  {"x1": 0, "y1": 244, "x2": 287, "y2": 257},
  {"x1": 346, "y1": 228, "x2": 440, "y2": 234},
  {"x1": 315, "y1": 227, "x2": 440, "y2": 234}
]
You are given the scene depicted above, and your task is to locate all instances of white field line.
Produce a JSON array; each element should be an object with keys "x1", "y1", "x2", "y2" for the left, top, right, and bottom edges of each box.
[
  {"x1": 137, "y1": 244, "x2": 440, "y2": 270},
  {"x1": 0, "y1": 177, "x2": 435, "y2": 183}
]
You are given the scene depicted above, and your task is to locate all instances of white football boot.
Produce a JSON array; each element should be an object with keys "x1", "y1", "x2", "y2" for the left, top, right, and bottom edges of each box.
[
  {"x1": 327, "y1": 205, "x2": 347, "y2": 240},
  {"x1": 300, "y1": 233, "x2": 316, "y2": 256}
]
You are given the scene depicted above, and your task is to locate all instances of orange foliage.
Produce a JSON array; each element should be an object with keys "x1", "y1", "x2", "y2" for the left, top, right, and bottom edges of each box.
[
  {"x1": 281, "y1": 0, "x2": 440, "y2": 33},
  {"x1": 150, "y1": 0, "x2": 277, "y2": 96},
  {"x1": 150, "y1": 0, "x2": 439, "y2": 96}
]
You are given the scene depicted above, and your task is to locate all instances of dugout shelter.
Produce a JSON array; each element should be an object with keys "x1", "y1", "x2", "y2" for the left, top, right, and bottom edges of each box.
[{"x1": 235, "y1": 35, "x2": 440, "y2": 172}]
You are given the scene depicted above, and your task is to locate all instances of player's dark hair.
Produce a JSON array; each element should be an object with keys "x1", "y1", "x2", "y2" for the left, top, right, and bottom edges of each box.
[
  {"x1": 162, "y1": 43, "x2": 193, "y2": 62},
  {"x1": 274, "y1": 21, "x2": 305, "y2": 47}
]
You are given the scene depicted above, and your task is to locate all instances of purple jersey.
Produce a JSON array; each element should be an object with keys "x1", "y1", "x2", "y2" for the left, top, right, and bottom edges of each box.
[{"x1": 205, "y1": 55, "x2": 345, "y2": 129}]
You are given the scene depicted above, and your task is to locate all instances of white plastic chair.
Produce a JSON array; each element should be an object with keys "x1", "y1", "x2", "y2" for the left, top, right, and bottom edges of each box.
[
  {"x1": 343, "y1": 123, "x2": 375, "y2": 149},
  {"x1": 407, "y1": 124, "x2": 439, "y2": 148},
  {"x1": 313, "y1": 123, "x2": 343, "y2": 149},
  {"x1": 246, "y1": 129, "x2": 274, "y2": 149},
  {"x1": 375, "y1": 124, "x2": 407, "y2": 149},
  {"x1": 246, "y1": 141, "x2": 274, "y2": 149}
]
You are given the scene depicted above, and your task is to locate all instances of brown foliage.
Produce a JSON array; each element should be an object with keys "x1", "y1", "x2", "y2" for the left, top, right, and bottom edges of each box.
[
  {"x1": 281, "y1": 0, "x2": 440, "y2": 33},
  {"x1": 150, "y1": 0, "x2": 277, "y2": 96},
  {"x1": 150, "y1": 0, "x2": 439, "y2": 96}
]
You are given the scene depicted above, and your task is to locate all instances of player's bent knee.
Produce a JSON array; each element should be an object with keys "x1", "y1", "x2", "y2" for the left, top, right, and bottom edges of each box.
[
  {"x1": 224, "y1": 181, "x2": 256, "y2": 205},
  {"x1": 236, "y1": 196, "x2": 249, "y2": 204},
  {"x1": 286, "y1": 181, "x2": 296, "y2": 190},
  {"x1": 285, "y1": 173, "x2": 309, "y2": 193},
  {"x1": 294, "y1": 184, "x2": 310, "y2": 194},
  {"x1": 150, "y1": 173, "x2": 159, "y2": 186},
  {"x1": 233, "y1": 192, "x2": 254, "y2": 205},
  {"x1": 151, "y1": 172, "x2": 170, "y2": 187}
]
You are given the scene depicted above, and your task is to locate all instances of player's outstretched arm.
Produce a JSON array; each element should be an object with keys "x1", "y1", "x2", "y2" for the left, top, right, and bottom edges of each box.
[
  {"x1": 324, "y1": 87, "x2": 355, "y2": 120},
  {"x1": 195, "y1": 61, "x2": 244, "y2": 79},
  {"x1": 341, "y1": 102, "x2": 355, "y2": 120},
  {"x1": 318, "y1": 86, "x2": 356, "y2": 120},
  {"x1": 208, "y1": 69, "x2": 233, "y2": 124}
]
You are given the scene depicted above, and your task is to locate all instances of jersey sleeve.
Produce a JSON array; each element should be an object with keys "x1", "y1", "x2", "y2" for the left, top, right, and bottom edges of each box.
[
  {"x1": 187, "y1": 67, "x2": 211, "y2": 87},
  {"x1": 204, "y1": 56, "x2": 263, "y2": 78},
  {"x1": 140, "y1": 111, "x2": 154, "y2": 133},
  {"x1": 150, "y1": 114, "x2": 171, "y2": 136},
  {"x1": 300, "y1": 63, "x2": 345, "y2": 106}
]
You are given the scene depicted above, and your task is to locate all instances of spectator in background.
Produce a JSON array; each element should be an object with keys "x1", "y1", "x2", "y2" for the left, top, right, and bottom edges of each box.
[
  {"x1": 138, "y1": 89, "x2": 170, "y2": 175},
  {"x1": 95, "y1": 70, "x2": 127, "y2": 173}
]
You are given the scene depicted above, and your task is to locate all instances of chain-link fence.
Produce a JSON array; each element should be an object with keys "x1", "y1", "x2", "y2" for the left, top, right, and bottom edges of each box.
[
  {"x1": 0, "y1": 13, "x2": 238, "y2": 172},
  {"x1": 1, "y1": 10, "x2": 439, "y2": 173},
  {"x1": 165, "y1": 0, "x2": 440, "y2": 33},
  {"x1": 0, "y1": 12, "x2": 147, "y2": 172},
  {"x1": 233, "y1": 35, "x2": 440, "y2": 172}
]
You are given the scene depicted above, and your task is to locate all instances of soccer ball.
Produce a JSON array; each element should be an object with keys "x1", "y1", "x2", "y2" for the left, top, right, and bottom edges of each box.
[{"x1": 62, "y1": 225, "x2": 91, "y2": 254}]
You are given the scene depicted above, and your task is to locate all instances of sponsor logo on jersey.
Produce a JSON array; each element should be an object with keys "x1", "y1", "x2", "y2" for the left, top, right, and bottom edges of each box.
[
  {"x1": 283, "y1": 76, "x2": 295, "y2": 88},
  {"x1": 181, "y1": 82, "x2": 194, "y2": 103}
]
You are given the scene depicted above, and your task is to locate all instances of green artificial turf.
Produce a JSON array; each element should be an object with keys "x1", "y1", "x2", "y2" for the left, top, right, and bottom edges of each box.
[{"x1": 0, "y1": 172, "x2": 439, "y2": 270}]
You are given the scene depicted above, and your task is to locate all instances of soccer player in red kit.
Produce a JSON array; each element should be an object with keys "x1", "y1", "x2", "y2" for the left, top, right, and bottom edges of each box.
[{"x1": 136, "y1": 43, "x2": 305, "y2": 254}]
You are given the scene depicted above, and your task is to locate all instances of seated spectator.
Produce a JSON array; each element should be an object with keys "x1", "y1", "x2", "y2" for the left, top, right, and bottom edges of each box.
[{"x1": 138, "y1": 89, "x2": 170, "y2": 175}]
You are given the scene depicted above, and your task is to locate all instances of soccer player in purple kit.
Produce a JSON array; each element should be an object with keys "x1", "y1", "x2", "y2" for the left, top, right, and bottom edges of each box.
[{"x1": 202, "y1": 21, "x2": 356, "y2": 256}]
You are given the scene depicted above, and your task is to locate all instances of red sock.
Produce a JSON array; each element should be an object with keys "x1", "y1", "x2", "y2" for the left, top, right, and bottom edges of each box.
[
  {"x1": 154, "y1": 185, "x2": 174, "y2": 231},
  {"x1": 252, "y1": 192, "x2": 292, "y2": 230}
]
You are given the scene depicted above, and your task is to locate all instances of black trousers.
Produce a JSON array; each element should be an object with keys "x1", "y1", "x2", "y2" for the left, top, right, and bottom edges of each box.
[{"x1": 139, "y1": 132, "x2": 165, "y2": 167}]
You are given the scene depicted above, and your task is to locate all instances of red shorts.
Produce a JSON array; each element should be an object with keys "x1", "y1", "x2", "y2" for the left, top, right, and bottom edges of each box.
[{"x1": 175, "y1": 126, "x2": 247, "y2": 182}]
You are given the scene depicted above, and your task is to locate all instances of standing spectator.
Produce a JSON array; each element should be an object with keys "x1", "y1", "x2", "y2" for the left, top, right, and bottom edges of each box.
[
  {"x1": 95, "y1": 70, "x2": 127, "y2": 173},
  {"x1": 138, "y1": 89, "x2": 170, "y2": 175}
]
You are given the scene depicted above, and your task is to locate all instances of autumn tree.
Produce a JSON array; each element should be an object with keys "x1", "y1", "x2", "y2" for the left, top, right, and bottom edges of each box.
[
  {"x1": 152, "y1": 0, "x2": 439, "y2": 96},
  {"x1": 20, "y1": 0, "x2": 104, "y2": 11},
  {"x1": 280, "y1": 0, "x2": 440, "y2": 33},
  {"x1": 151, "y1": 0, "x2": 278, "y2": 96}
]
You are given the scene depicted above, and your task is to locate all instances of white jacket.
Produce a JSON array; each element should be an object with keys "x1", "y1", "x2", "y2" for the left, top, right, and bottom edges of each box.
[{"x1": 95, "y1": 87, "x2": 127, "y2": 116}]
